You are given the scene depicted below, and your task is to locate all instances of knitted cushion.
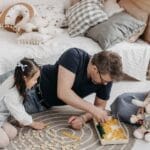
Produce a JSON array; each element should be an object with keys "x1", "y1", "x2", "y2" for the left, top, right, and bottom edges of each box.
[{"x1": 66, "y1": 0, "x2": 108, "y2": 37}]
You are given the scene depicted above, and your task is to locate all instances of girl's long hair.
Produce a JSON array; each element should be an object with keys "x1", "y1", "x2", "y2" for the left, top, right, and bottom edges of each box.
[{"x1": 13, "y1": 58, "x2": 40, "y2": 97}]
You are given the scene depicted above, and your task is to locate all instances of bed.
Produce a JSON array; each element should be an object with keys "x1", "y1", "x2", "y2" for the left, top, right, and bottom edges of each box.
[{"x1": 0, "y1": 0, "x2": 150, "y2": 83}]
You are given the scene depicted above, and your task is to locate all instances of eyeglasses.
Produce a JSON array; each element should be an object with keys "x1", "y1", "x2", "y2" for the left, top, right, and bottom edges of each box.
[{"x1": 98, "y1": 71, "x2": 110, "y2": 85}]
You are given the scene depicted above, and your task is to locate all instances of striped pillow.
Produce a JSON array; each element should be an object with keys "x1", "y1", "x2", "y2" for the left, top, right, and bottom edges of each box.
[{"x1": 66, "y1": 0, "x2": 108, "y2": 37}]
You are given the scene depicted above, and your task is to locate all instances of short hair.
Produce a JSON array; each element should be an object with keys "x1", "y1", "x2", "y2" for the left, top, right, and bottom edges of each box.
[{"x1": 91, "y1": 51, "x2": 123, "y2": 81}]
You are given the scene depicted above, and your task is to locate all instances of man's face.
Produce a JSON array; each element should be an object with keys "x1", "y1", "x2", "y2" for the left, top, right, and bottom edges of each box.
[{"x1": 90, "y1": 65, "x2": 112, "y2": 85}]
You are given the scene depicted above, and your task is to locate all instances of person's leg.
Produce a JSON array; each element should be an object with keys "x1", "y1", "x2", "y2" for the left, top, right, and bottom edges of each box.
[
  {"x1": 0, "y1": 127, "x2": 10, "y2": 148},
  {"x1": 111, "y1": 92, "x2": 147, "y2": 123},
  {"x1": 2, "y1": 122, "x2": 17, "y2": 140}
]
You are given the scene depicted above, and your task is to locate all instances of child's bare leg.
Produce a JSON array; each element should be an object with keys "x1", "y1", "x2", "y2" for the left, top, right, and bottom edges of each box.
[
  {"x1": 2, "y1": 122, "x2": 17, "y2": 140},
  {"x1": 0, "y1": 127, "x2": 9, "y2": 148}
]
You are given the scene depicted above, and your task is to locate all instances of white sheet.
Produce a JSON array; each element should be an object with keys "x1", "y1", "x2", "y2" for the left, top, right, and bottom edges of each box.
[
  {"x1": 0, "y1": 28, "x2": 150, "y2": 81},
  {"x1": 108, "y1": 40, "x2": 150, "y2": 81},
  {"x1": 0, "y1": 29, "x2": 101, "y2": 74}
]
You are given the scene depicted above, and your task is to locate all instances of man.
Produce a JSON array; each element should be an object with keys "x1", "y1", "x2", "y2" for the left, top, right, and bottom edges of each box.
[
  {"x1": 22, "y1": 48, "x2": 122, "y2": 129},
  {"x1": 38, "y1": 48, "x2": 123, "y2": 129}
]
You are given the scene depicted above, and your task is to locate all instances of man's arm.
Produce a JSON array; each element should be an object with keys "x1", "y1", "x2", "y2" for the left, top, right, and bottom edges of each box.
[
  {"x1": 94, "y1": 96, "x2": 107, "y2": 109},
  {"x1": 57, "y1": 65, "x2": 95, "y2": 113},
  {"x1": 57, "y1": 65, "x2": 108, "y2": 122},
  {"x1": 68, "y1": 96, "x2": 108, "y2": 130},
  {"x1": 81, "y1": 97, "x2": 107, "y2": 122}
]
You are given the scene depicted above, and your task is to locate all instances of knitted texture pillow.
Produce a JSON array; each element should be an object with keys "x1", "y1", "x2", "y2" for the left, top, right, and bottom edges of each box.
[{"x1": 66, "y1": 0, "x2": 108, "y2": 37}]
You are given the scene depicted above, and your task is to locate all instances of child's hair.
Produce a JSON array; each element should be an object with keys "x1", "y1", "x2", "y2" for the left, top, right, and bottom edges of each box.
[{"x1": 13, "y1": 57, "x2": 40, "y2": 97}]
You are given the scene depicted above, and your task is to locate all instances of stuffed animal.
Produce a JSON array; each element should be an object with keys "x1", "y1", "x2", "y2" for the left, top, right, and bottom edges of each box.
[
  {"x1": 0, "y1": 2, "x2": 36, "y2": 33},
  {"x1": 130, "y1": 98, "x2": 150, "y2": 142},
  {"x1": 16, "y1": 15, "x2": 49, "y2": 34},
  {"x1": 0, "y1": 2, "x2": 48, "y2": 34}
]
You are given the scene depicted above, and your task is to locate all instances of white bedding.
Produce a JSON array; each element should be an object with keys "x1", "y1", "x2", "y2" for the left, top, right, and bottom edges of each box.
[
  {"x1": 0, "y1": 28, "x2": 150, "y2": 81},
  {"x1": 0, "y1": 0, "x2": 150, "y2": 81},
  {"x1": 0, "y1": 29, "x2": 101, "y2": 73},
  {"x1": 108, "y1": 40, "x2": 150, "y2": 81}
]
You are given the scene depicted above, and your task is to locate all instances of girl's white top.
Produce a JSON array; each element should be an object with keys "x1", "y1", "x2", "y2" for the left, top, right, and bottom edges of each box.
[{"x1": 0, "y1": 76, "x2": 32, "y2": 127}]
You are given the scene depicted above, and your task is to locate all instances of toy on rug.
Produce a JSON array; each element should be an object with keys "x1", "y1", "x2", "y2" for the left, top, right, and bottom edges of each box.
[
  {"x1": 130, "y1": 97, "x2": 150, "y2": 142},
  {"x1": 61, "y1": 131, "x2": 80, "y2": 141},
  {"x1": 94, "y1": 116, "x2": 129, "y2": 145},
  {"x1": 11, "y1": 127, "x2": 80, "y2": 150}
]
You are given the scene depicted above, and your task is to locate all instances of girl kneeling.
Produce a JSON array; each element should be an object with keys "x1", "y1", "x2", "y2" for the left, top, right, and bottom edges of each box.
[{"x1": 0, "y1": 58, "x2": 46, "y2": 148}]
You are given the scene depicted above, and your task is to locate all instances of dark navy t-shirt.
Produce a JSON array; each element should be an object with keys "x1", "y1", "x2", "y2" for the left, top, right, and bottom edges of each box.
[{"x1": 40, "y1": 48, "x2": 112, "y2": 107}]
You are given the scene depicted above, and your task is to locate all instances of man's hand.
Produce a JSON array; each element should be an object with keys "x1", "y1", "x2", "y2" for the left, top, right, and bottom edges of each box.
[
  {"x1": 68, "y1": 116, "x2": 84, "y2": 130},
  {"x1": 30, "y1": 121, "x2": 46, "y2": 130},
  {"x1": 91, "y1": 106, "x2": 109, "y2": 123}
]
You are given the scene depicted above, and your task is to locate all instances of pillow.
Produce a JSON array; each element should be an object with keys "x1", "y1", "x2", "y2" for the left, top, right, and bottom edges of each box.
[
  {"x1": 0, "y1": 2, "x2": 36, "y2": 33},
  {"x1": 103, "y1": 0, "x2": 124, "y2": 17},
  {"x1": 27, "y1": 0, "x2": 67, "y2": 27},
  {"x1": 66, "y1": 0, "x2": 108, "y2": 37},
  {"x1": 17, "y1": 32, "x2": 52, "y2": 45},
  {"x1": 65, "y1": 0, "x2": 81, "y2": 9},
  {"x1": 86, "y1": 11, "x2": 146, "y2": 49}
]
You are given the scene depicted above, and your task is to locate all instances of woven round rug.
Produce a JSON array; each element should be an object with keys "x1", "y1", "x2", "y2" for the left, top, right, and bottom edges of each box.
[{"x1": 5, "y1": 106, "x2": 135, "y2": 150}]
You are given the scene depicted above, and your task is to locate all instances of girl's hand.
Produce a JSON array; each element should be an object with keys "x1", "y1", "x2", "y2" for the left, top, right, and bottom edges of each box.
[
  {"x1": 68, "y1": 115, "x2": 85, "y2": 130},
  {"x1": 30, "y1": 121, "x2": 46, "y2": 130}
]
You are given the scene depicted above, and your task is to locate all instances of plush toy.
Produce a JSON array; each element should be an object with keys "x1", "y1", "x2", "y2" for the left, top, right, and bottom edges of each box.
[
  {"x1": 130, "y1": 98, "x2": 150, "y2": 142},
  {"x1": 0, "y1": 2, "x2": 49, "y2": 34},
  {"x1": 0, "y1": 2, "x2": 36, "y2": 33},
  {"x1": 16, "y1": 15, "x2": 49, "y2": 34}
]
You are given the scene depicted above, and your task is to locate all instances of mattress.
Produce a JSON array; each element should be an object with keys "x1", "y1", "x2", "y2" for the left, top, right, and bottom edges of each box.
[{"x1": 0, "y1": 28, "x2": 150, "y2": 82}]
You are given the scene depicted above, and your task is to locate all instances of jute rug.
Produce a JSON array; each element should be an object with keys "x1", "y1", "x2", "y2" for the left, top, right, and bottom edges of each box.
[{"x1": 4, "y1": 106, "x2": 135, "y2": 150}]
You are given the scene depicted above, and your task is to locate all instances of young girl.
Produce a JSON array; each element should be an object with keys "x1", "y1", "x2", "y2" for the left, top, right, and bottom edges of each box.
[{"x1": 0, "y1": 58, "x2": 46, "y2": 148}]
